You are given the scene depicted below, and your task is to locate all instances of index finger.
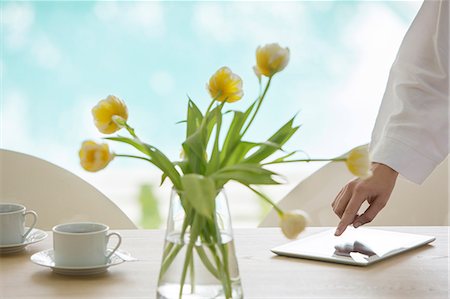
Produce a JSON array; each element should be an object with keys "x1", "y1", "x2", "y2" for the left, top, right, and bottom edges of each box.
[{"x1": 334, "y1": 193, "x2": 364, "y2": 236}]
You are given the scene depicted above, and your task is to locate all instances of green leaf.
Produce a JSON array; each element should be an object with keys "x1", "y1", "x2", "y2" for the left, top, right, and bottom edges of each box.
[
  {"x1": 182, "y1": 99, "x2": 205, "y2": 173},
  {"x1": 183, "y1": 102, "x2": 224, "y2": 175},
  {"x1": 221, "y1": 141, "x2": 281, "y2": 167},
  {"x1": 181, "y1": 174, "x2": 217, "y2": 219},
  {"x1": 204, "y1": 104, "x2": 223, "y2": 142},
  {"x1": 173, "y1": 160, "x2": 188, "y2": 174},
  {"x1": 106, "y1": 136, "x2": 148, "y2": 153},
  {"x1": 142, "y1": 143, "x2": 182, "y2": 188},
  {"x1": 182, "y1": 121, "x2": 208, "y2": 174},
  {"x1": 245, "y1": 116, "x2": 300, "y2": 164},
  {"x1": 160, "y1": 173, "x2": 168, "y2": 186},
  {"x1": 223, "y1": 141, "x2": 258, "y2": 166},
  {"x1": 106, "y1": 136, "x2": 182, "y2": 189},
  {"x1": 186, "y1": 99, "x2": 204, "y2": 138},
  {"x1": 220, "y1": 103, "x2": 256, "y2": 166},
  {"x1": 211, "y1": 163, "x2": 281, "y2": 187},
  {"x1": 206, "y1": 102, "x2": 226, "y2": 175},
  {"x1": 183, "y1": 130, "x2": 206, "y2": 166}
]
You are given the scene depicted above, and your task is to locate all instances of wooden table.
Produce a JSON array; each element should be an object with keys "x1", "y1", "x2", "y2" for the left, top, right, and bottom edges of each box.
[{"x1": 0, "y1": 227, "x2": 448, "y2": 299}]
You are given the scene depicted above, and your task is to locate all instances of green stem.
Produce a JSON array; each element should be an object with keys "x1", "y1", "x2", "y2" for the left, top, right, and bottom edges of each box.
[
  {"x1": 200, "y1": 218, "x2": 231, "y2": 298},
  {"x1": 190, "y1": 254, "x2": 195, "y2": 294},
  {"x1": 114, "y1": 154, "x2": 152, "y2": 163},
  {"x1": 205, "y1": 98, "x2": 217, "y2": 118},
  {"x1": 159, "y1": 244, "x2": 183, "y2": 280},
  {"x1": 124, "y1": 123, "x2": 139, "y2": 140},
  {"x1": 180, "y1": 205, "x2": 193, "y2": 241},
  {"x1": 179, "y1": 244, "x2": 194, "y2": 298},
  {"x1": 241, "y1": 76, "x2": 272, "y2": 137},
  {"x1": 162, "y1": 242, "x2": 174, "y2": 260},
  {"x1": 199, "y1": 225, "x2": 222, "y2": 280},
  {"x1": 211, "y1": 215, "x2": 232, "y2": 298},
  {"x1": 218, "y1": 243, "x2": 232, "y2": 298},
  {"x1": 195, "y1": 246, "x2": 219, "y2": 279},
  {"x1": 247, "y1": 185, "x2": 284, "y2": 217},
  {"x1": 208, "y1": 244, "x2": 229, "y2": 297},
  {"x1": 179, "y1": 215, "x2": 201, "y2": 298},
  {"x1": 158, "y1": 198, "x2": 193, "y2": 282},
  {"x1": 262, "y1": 158, "x2": 346, "y2": 166},
  {"x1": 206, "y1": 103, "x2": 225, "y2": 175}
]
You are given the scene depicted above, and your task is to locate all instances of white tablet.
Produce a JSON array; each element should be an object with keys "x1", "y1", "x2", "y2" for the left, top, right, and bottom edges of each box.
[{"x1": 271, "y1": 227, "x2": 435, "y2": 266}]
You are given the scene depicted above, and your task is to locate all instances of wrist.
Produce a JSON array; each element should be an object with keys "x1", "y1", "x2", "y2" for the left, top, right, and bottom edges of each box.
[{"x1": 371, "y1": 162, "x2": 398, "y2": 178}]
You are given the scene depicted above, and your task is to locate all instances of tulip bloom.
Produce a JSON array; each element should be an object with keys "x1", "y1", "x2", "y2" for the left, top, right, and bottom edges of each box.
[
  {"x1": 207, "y1": 67, "x2": 243, "y2": 103},
  {"x1": 255, "y1": 43, "x2": 290, "y2": 77},
  {"x1": 346, "y1": 145, "x2": 372, "y2": 179},
  {"x1": 279, "y1": 210, "x2": 308, "y2": 239},
  {"x1": 79, "y1": 140, "x2": 114, "y2": 172},
  {"x1": 92, "y1": 95, "x2": 128, "y2": 134}
]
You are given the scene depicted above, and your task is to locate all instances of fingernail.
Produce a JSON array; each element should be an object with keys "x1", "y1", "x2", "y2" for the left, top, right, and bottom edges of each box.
[
  {"x1": 334, "y1": 228, "x2": 342, "y2": 236},
  {"x1": 353, "y1": 222, "x2": 362, "y2": 228}
]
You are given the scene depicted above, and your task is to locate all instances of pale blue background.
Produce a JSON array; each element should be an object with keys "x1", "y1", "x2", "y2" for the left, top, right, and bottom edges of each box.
[{"x1": 1, "y1": 1, "x2": 422, "y2": 226}]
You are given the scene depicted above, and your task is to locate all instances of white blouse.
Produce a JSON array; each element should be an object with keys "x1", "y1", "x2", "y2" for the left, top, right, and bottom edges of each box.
[{"x1": 370, "y1": 0, "x2": 449, "y2": 184}]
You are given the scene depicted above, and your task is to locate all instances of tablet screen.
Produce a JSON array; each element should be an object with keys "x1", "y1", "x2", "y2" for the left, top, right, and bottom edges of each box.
[{"x1": 271, "y1": 227, "x2": 435, "y2": 266}]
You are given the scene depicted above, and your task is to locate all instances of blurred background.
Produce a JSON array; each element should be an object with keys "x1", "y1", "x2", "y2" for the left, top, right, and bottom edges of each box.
[{"x1": 1, "y1": 0, "x2": 421, "y2": 228}]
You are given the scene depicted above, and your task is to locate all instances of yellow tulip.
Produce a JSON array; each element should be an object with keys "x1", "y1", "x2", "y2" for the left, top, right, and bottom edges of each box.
[
  {"x1": 207, "y1": 67, "x2": 243, "y2": 103},
  {"x1": 279, "y1": 210, "x2": 308, "y2": 239},
  {"x1": 255, "y1": 43, "x2": 290, "y2": 77},
  {"x1": 92, "y1": 95, "x2": 128, "y2": 134},
  {"x1": 79, "y1": 140, "x2": 114, "y2": 172},
  {"x1": 346, "y1": 145, "x2": 372, "y2": 179}
]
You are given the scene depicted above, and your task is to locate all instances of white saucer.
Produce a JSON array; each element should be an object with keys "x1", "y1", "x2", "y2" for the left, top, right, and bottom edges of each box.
[
  {"x1": 30, "y1": 249, "x2": 128, "y2": 276},
  {"x1": 0, "y1": 228, "x2": 48, "y2": 254}
]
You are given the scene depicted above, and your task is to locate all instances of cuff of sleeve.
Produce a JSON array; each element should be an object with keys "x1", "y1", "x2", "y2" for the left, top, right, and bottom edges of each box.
[{"x1": 369, "y1": 136, "x2": 440, "y2": 184}]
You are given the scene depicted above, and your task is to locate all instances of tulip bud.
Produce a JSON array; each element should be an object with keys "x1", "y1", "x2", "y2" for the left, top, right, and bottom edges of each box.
[
  {"x1": 255, "y1": 43, "x2": 290, "y2": 77},
  {"x1": 207, "y1": 67, "x2": 244, "y2": 103},
  {"x1": 92, "y1": 95, "x2": 128, "y2": 134},
  {"x1": 279, "y1": 210, "x2": 309, "y2": 239},
  {"x1": 79, "y1": 140, "x2": 114, "y2": 172},
  {"x1": 346, "y1": 145, "x2": 372, "y2": 179}
]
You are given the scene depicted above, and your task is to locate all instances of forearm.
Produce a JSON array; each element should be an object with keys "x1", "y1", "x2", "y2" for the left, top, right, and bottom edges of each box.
[{"x1": 370, "y1": 0, "x2": 449, "y2": 184}]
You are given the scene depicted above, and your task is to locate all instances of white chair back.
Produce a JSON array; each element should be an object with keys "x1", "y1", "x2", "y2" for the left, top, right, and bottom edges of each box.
[
  {"x1": 0, "y1": 149, "x2": 136, "y2": 230},
  {"x1": 260, "y1": 157, "x2": 448, "y2": 227}
]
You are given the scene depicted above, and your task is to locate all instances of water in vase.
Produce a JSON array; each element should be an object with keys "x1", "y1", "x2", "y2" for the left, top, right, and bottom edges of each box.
[{"x1": 157, "y1": 232, "x2": 243, "y2": 299}]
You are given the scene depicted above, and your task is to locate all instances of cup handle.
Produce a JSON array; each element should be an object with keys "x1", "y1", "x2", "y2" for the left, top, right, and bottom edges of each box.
[
  {"x1": 105, "y1": 232, "x2": 122, "y2": 260},
  {"x1": 23, "y1": 210, "x2": 38, "y2": 239}
]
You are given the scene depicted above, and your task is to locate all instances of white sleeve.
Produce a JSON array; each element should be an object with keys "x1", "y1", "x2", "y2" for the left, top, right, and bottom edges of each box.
[{"x1": 370, "y1": 0, "x2": 449, "y2": 184}]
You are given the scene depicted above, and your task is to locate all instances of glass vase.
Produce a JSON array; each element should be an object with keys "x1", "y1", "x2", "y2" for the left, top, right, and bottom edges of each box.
[{"x1": 156, "y1": 188, "x2": 243, "y2": 299}]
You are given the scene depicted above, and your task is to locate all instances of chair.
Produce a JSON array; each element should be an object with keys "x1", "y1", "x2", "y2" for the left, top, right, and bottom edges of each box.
[
  {"x1": 0, "y1": 149, "x2": 136, "y2": 230},
  {"x1": 260, "y1": 156, "x2": 448, "y2": 227}
]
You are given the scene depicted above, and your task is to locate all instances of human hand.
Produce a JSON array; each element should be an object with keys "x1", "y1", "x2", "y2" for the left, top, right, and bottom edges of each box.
[{"x1": 332, "y1": 163, "x2": 398, "y2": 236}]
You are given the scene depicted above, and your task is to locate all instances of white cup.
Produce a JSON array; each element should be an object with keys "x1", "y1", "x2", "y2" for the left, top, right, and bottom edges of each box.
[
  {"x1": 52, "y1": 222, "x2": 122, "y2": 267},
  {"x1": 0, "y1": 203, "x2": 38, "y2": 245}
]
